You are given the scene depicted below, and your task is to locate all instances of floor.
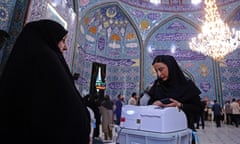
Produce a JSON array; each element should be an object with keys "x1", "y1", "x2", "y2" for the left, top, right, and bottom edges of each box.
[
  {"x1": 98, "y1": 121, "x2": 240, "y2": 144},
  {"x1": 197, "y1": 121, "x2": 240, "y2": 144}
]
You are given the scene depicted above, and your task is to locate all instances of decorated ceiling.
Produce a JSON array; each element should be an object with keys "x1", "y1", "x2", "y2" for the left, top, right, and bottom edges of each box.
[{"x1": 79, "y1": 0, "x2": 239, "y2": 12}]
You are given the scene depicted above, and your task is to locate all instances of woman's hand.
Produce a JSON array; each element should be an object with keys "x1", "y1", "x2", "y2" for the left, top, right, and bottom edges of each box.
[
  {"x1": 165, "y1": 98, "x2": 182, "y2": 108},
  {"x1": 152, "y1": 98, "x2": 182, "y2": 108},
  {"x1": 152, "y1": 100, "x2": 165, "y2": 107}
]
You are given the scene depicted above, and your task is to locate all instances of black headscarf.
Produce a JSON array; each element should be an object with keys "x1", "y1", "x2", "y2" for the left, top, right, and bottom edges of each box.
[
  {"x1": 148, "y1": 55, "x2": 201, "y2": 116},
  {"x1": 0, "y1": 19, "x2": 90, "y2": 144},
  {"x1": 153, "y1": 55, "x2": 188, "y2": 92}
]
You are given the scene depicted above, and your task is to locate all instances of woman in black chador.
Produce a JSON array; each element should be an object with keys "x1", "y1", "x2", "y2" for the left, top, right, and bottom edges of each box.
[
  {"x1": 148, "y1": 55, "x2": 201, "y2": 144},
  {"x1": 0, "y1": 20, "x2": 90, "y2": 144}
]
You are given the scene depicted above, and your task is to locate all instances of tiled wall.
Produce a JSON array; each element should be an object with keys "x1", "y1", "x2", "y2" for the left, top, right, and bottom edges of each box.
[
  {"x1": 26, "y1": 0, "x2": 77, "y2": 70},
  {"x1": 74, "y1": 0, "x2": 240, "y2": 104},
  {"x1": 0, "y1": 0, "x2": 29, "y2": 75},
  {"x1": 2, "y1": 0, "x2": 240, "y2": 104},
  {"x1": 0, "y1": 0, "x2": 16, "y2": 31}
]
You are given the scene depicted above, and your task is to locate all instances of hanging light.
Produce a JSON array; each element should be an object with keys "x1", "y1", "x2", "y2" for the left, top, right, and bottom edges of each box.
[
  {"x1": 150, "y1": 0, "x2": 161, "y2": 5},
  {"x1": 189, "y1": 0, "x2": 240, "y2": 61}
]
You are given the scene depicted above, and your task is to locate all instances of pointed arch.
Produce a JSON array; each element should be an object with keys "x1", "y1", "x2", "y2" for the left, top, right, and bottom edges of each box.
[
  {"x1": 75, "y1": 1, "x2": 144, "y2": 97},
  {"x1": 142, "y1": 14, "x2": 201, "y2": 88},
  {"x1": 79, "y1": 1, "x2": 143, "y2": 52},
  {"x1": 225, "y1": 6, "x2": 240, "y2": 27},
  {"x1": 145, "y1": 14, "x2": 201, "y2": 44}
]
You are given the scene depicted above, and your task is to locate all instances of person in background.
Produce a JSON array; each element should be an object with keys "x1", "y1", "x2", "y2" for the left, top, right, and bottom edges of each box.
[
  {"x1": 209, "y1": 100, "x2": 215, "y2": 121},
  {"x1": 0, "y1": 19, "x2": 90, "y2": 144},
  {"x1": 147, "y1": 55, "x2": 202, "y2": 144},
  {"x1": 196, "y1": 98, "x2": 206, "y2": 129},
  {"x1": 139, "y1": 84, "x2": 152, "y2": 106},
  {"x1": 230, "y1": 98, "x2": 240, "y2": 127},
  {"x1": 212, "y1": 100, "x2": 222, "y2": 127},
  {"x1": 114, "y1": 94, "x2": 125, "y2": 125},
  {"x1": 238, "y1": 99, "x2": 240, "y2": 125},
  {"x1": 83, "y1": 94, "x2": 101, "y2": 139},
  {"x1": 223, "y1": 100, "x2": 232, "y2": 125},
  {"x1": 203, "y1": 98, "x2": 209, "y2": 121},
  {"x1": 99, "y1": 95, "x2": 114, "y2": 140},
  {"x1": 128, "y1": 92, "x2": 138, "y2": 105},
  {"x1": 87, "y1": 107, "x2": 95, "y2": 144},
  {"x1": 237, "y1": 99, "x2": 240, "y2": 106}
]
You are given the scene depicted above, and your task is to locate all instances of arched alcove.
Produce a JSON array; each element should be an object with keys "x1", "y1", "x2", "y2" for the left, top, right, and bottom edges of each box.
[
  {"x1": 219, "y1": 6, "x2": 240, "y2": 102},
  {"x1": 73, "y1": 2, "x2": 143, "y2": 100}
]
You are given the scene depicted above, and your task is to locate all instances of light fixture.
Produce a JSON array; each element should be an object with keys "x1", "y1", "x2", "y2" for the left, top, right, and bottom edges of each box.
[
  {"x1": 150, "y1": 0, "x2": 161, "y2": 5},
  {"x1": 189, "y1": 0, "x2": 240, "y2": 61},
  {"x1": 191, "y1": 0, "x2": 202, "y2": 5}
]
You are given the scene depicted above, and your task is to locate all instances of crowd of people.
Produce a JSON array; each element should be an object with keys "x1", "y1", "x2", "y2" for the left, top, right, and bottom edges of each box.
[
  {"x1": 194, "y1": 97, "x2": 240, "y2": 129},
  {"x1": 222, "y1": 98, "x2": 240, "y2": 127}
]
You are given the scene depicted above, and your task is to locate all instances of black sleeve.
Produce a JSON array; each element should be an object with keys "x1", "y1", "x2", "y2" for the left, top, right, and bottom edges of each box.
[
  {"x1": 147, "y1": 80, "x2": 160, "y2": 105},
  {"x1": 180, "y1": 80, "x2": 202, "y2": 115}
]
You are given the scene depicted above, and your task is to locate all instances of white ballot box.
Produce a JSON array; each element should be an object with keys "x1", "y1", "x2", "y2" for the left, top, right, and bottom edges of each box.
[
  {"x1": 120, "y1": 105, "x2": 187, "y2": 133},
  {"x1": 117, "y1": 128, "x2": 192, "y2": 144},
  {"x1": 120, "y1": 105, "x2": 147, "y2": 130}
]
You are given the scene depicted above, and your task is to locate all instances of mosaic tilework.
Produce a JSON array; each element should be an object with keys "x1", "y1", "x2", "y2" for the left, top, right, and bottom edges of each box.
[
  {"x1": 0, "y1": 0, "x2": 16, "y2": 31},
  {"x1": 74, "y1": 3, "x2": 141, "y2": 99},
  {"x1": 75, "y1": 0, "x2": 240, "y2": 102},
  {"x1": 26, "y1": 0, "x2": 77, "y2": 70},
  {"x1": 2, "y1": 0, "x2": 239, "y2": 102},
  {"x1": 219, "y1": 6, "x2": 240, "y2": 103},
  {"x1": 0, "y1": 0, "x2": 29, "y2": 66},
  {"x1": 118, "y1": 0, "x2": 238, "y2": 12}
]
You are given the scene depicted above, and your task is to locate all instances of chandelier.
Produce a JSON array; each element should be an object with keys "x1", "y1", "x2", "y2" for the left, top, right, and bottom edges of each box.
[{"x1": 189, "y1": 0, "x2": 240, "y2": 61}]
